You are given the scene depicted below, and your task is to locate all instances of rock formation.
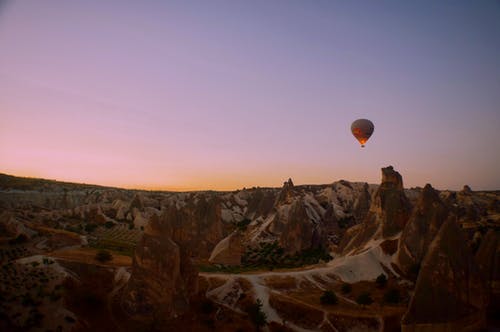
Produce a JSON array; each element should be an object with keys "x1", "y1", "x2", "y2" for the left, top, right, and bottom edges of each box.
[
  {"x1": 162, "y1": 194, "x2": 224, "y2": 258},
  {"x1": 247, "y1": 178, "x2": 343, "y2": 254},
  {"x1": 2, "y1": 172, "x2": 500, "y2": 331},
  {"x1": 209, "y1": 230, "x2": 244, "y2": 265},
  {"x1": 129, "y1": 193, "x2": 145, "y2": 212},
  {"x1": 401, "y1": 218, "x2": 487, "y2": 331},
  {"x1": 270, "y1": 198, "x2": 317, "y2": 254},
  {"x1": 341, "y1": 166, "x2": 411, "y2": 254},
  {"x1": 276, "y1": 178, "x2": 295, "y2": 205},
  {"x1": 353, "y1": 183, "x2": 372, "y2": 223},
  {"x1": 0, "y1": 212, "x2": 37, "y2": 239},
  {"x1": 475, "y1": 229, "x2": 500, "y2": 313},
  {"x1": 397, "y1": 184, "x2": 449, "y2": 277},
  {"x1": 123, "y1": 213, "x2": 198, "y2": 319}
]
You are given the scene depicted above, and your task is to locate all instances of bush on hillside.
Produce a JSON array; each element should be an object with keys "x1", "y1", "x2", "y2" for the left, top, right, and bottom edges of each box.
[
  {"x1": 247, "y1": 299, "x2": 267, "y2": 330},
  {"x1": 94, "y1": 250, "x2": 112, "y2": 263},
  {"x1": 356, "y1": 292, "x2": 373, "y2": 307},
  {"x1": 376, "y1": 273, "x2": 387, "y2": 288},
  {"x1": 383, "y1": 288, "x2": 401, "y2": 304},
  {"x1": 341, "y1": 283, "x2": 352, "y2": 294},
  {"x1": 320, "y1": 290, "x2": 338, "y2": 305}
]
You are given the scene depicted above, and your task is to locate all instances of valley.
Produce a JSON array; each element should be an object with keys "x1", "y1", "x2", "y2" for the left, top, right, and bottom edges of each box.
[{"x1": 0, "y1": 168, "x2": 499, "y2": 331}]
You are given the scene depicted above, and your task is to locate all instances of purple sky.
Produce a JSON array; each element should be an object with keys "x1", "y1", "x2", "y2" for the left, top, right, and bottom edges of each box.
[{"x1": 1, "y1": 0, "x2": 499, "y2": 190}]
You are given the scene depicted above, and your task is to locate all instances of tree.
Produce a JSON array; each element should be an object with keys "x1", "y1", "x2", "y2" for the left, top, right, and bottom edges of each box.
[
  {"x1": 9, "y1": 234, "x2": 28, "y2": 245},
  {"x1": 94, "y1": 250, "x2": 112, "y2": 263},
  {"x1": 201, "y1": 299, "x2": 214, "y2": 314},
  {"x1": 375, "y1": 273, "x2": 387, "y2": 288},
  {"x1": 383, "y1": 288, "x2": 401, "y2": 304},
  {"x1": 409, "y1": 263, "x2": 421, "y2": 280},
  {"x1": 247, "y1": 299, "x2": 267, "y2": 330},
  {"x1": 356, "y1": 292, "x2": 373, "y2": 307},
  {"x1": 320, "y1": 290, "x2": 338, "y2": 305},
  {"x1": 84, "y1": 223, "x2": 97, "y2": 233},
  {"x1": 341, "y1": 283, "x2": 352, "y2": 294},
  {"x1": 236, "y1": 218, "x2": 252, "y2": 231}
]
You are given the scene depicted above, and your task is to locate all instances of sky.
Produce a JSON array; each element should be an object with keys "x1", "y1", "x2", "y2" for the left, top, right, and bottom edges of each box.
[{"x1": 0, "y1": 0, "x2": 499, "y2": 191}]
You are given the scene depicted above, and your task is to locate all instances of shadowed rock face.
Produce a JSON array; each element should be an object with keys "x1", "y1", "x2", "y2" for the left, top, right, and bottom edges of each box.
[
  {"x1": 124, "y1": 195, "x2": 221, "y2": 319},
  {"x1": 341, "y1": 166, "x2": 411, "y2": 253},
  {"x1": 162, "y1": 194, "x2": 224, "y2": 258},
  {"x1": 123, "y1": 193, "x2": 225, "y2": 319},
  {"x1": 244, "y1": 188, "x2": 276, "y2": 219},
  {"x1": 476, "y1": 230, "x2": 500, "y2": 286},
  {"x1": 208, "y1": 230, "x2": 244, "y2": 265},
  {"x1": 129, "y1": 193, "x2": 145, "y2": 212},
  {"x1": 276, "y1": 178, "x2": 295, "y2": 205},
  {"x1": 381, "y1": 165, "x2": 404, "y2": 190},
  {"x1": 441, "y1": 185, "x2": 489, "y2": 223},
  {"x1": 272, "y1": 199, "x2": 316, "y2": 254},
  {"x1": 397, "y1": 184, "x2": 449, "y2": 277},
  {"x1": 353, "y1": 183, "x2": 372, "y2": 224},
  {"x1": 402, "y1": 218, "x2": 487, "y2": 328},
  {"x1": 0, "y1": 212, "x2": 37, "y2": 238},
  {"x1": 476, "y1": 229, "x2": 500, "y2": 311},
  {"x1": 124, "y1": 233, "x2": 182, "y2": 316},
  {"x1": 376, "y1": 166, "x2": 411, "y2": 236},
  {"x1": 123, "y1": 214, "x2": 198, "y2": 319}
]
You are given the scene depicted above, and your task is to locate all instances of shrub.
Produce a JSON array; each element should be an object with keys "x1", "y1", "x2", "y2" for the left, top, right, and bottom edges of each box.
[
  {"x1": 84, "y1": 223, "x2": 97, "y2": 233},
  {"x1": 376, "y1": 273, "x2": 387, "y2": 288},
  {"x1": 24, "y1": 309, "x2": 44, "y2": 328},
  {"x1": 320, "y1": 290, "x2": 338, "y2": 305},
  {"x1": 241, "y1": 242, "x2": 332, "y2": 269},
  {"x1": 94, "y1": 250, "x2": 112, "y2": 263},
  {"x1": 201, "y1": 299, "x2": 215, "y2": 314},
  {"x1": 202, "y1": 319, "x2": 215, "y2": 328},
  {"x1": 341, "y1": 283, "x2": 352, "y2": 294},
  {"x1": 104, "y1": 221, "x2": 114, "y2": 229},
  {"x1": 22, "y1": 294, "x2": 35, "y2": 307},
  {"x1": 236, "y1": 218, "x2": 252, "y2": 231},
  {"x1": 65, "y1": 226, "x2": 80, "y2": 233},
  {"x1": 338, "y1": 216, "x2": 354, "y2": 229},
  {"x1": 356, "y1": 292, "x2": 373, "y2": 306},
  {"x1": 50, "y1": 291, "x2": 61, "y2": 302},
  {"x1": 409, "y1": 263, "x2": 421, "y2": 279},
  {"x1": 9, "y1": 234, "x2": 28, "y2": 245},
  {"x1": 383, "y1": 288, "x2": 401, "y2": 304},
  {"x1": 247, "y1": 299, "x2": 267, "y2": 330}
]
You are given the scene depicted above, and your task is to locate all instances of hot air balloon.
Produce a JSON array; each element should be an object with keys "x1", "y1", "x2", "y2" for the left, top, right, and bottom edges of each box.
[{"x1": 351, "y1": 119, "x2": 374, "y2": 147}]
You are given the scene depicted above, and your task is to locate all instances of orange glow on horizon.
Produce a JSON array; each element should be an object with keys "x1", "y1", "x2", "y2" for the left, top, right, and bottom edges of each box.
[{"x1": 1, "y1": 166, "x2": 378, "y2": 192}]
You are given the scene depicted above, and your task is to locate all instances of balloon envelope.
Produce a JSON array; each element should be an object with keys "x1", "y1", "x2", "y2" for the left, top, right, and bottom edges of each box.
[{"x1": 351, "y1": 119, "x2": 374, "y2": 147}]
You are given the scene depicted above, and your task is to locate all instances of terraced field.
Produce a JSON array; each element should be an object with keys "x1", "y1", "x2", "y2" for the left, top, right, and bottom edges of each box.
[{"x1": 90, "y1": 224, "x2": 142, "y2": 256}]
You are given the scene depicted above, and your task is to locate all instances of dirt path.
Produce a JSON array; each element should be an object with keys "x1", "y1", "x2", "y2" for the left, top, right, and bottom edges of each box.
[
  {"x1": 202, "y1": 267, "x2": 338, "y2": 332},
  {"x1": 200, "y1": 241, "x2": 400, "y2": 332}
]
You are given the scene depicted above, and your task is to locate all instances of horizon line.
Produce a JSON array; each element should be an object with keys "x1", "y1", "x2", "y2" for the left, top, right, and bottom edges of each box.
[{"x1": 1, "y1": 171, "x2": 495, "y2": 193}]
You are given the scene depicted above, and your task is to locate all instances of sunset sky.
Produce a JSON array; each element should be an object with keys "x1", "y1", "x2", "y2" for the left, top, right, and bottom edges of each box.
[{"x1": 1, "y1": 1, "x2": 499, "y2": 191}]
